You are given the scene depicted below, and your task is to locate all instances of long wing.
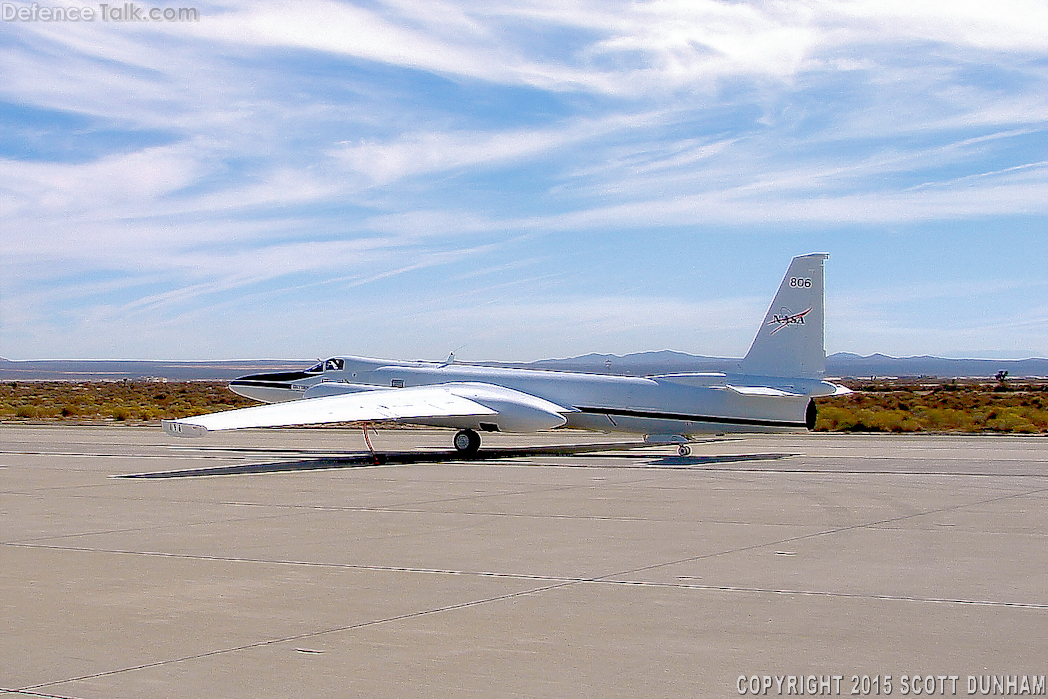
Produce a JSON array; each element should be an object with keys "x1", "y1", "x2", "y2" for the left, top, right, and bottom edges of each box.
[{"x1": 163, "y1": 382, "x2": 568, "y2": 437}]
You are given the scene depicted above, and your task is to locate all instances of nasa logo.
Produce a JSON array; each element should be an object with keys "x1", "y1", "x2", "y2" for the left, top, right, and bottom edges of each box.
[{"x1": 767, "y1": 307, "x2": 812, "y2": 335}]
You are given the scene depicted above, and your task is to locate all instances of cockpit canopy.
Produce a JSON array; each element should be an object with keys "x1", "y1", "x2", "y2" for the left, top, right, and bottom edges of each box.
[{"x1": 305, "y1": 358, "x2": 345, "y2": 374}]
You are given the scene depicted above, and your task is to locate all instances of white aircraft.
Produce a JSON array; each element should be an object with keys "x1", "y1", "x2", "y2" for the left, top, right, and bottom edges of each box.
[{"x1": 164, "y1": 254, "x2": 849, "y2": 456}]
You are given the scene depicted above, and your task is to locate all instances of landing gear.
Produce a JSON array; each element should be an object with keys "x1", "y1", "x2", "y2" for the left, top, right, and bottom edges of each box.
[
  {"x1": 677, "y1": 444, "x2": 692, "y2": 457},
  {"x1": 453, "y1": 429, "x2": 481, "y2": 457},
  {"x1": 361, "y1": 423, "x2": 380, "y2": 465}
]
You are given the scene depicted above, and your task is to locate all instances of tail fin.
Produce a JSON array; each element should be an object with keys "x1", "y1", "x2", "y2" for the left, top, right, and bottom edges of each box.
[{"x1": 739, "y1": 253, "x2": 828, "y2": 379}]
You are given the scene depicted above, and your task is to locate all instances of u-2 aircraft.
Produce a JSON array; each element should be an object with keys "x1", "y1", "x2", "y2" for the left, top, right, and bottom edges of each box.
[{"x1": 164, "y1": 254, "x2": 849, "y2": 456}]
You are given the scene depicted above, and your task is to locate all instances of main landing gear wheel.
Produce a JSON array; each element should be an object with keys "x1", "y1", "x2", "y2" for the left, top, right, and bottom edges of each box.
[
  {"x1": 453, "y1": 429, "x2": 481, "y2": 457},
  {"x1": 677, "y1": 444, "x2": 692, "y2": 457}
]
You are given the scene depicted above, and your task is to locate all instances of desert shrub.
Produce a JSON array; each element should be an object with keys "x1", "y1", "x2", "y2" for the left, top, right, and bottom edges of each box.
[
  {"x1": 916, "y1": 407, "x2": 975, "y2": 431},
  {"x1": 985, "y1": 407, "x2": 1039, "y2": 433},
  {"x1": 860, "y1": 409, "x2": 921, "y2": 432},
  {"x1": 15, "y1": 405, "x2": 40, "y2": 419},
  {"x1": 814, "y1": 405, "x2": 859, "y2": 431}
]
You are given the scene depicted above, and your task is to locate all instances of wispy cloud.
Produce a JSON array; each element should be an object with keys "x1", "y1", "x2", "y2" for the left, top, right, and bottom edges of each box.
[{"x1": 1, "y1": 0, "x2": 1046, "y2": 359}]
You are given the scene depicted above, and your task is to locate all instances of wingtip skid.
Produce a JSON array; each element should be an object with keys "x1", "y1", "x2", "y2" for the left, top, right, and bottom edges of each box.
[{"x1": 162, "y1": 420, "x2": 209, "y2": 438}]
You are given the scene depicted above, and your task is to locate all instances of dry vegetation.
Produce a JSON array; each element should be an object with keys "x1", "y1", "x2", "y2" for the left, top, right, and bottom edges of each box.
[
  {"x1": 0, "y1": 380, "x2": 255, "y2": 423},
  {"x1": 1, "y1": 378, "x2": 1046, "y2": 433},
  {"x1": 814, "y1": 378, "x2": 1048, "y2": 433}
]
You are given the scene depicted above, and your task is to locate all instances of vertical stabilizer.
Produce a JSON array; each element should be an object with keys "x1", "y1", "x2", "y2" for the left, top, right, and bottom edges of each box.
[{"x1": 740, "y1": 254, "x2": 828, "y2": 379}]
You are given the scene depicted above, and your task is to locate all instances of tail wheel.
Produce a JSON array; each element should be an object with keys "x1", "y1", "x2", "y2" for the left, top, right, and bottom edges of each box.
[
  {"x1": 453, "y1": 429, "x2": 481, "y2": 456},
  {"x1": 677, "y1": 445, "x2": 692, "y2": 457}
]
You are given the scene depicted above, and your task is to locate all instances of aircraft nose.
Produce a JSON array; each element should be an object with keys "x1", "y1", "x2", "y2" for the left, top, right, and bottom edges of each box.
[{"x1": 228, "y1": 369, "x2": 319, "y2": 402}]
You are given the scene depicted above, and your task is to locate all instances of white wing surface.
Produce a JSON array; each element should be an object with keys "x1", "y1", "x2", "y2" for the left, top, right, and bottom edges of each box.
[
  {"x1": 163, "y1": 382, "x2": 568, "y2": 437},
  {"x1": 726, "y1": 385, "x2": 801, "y2": 397}
]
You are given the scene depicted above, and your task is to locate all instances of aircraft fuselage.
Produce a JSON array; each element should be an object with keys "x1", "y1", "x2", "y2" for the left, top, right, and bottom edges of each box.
[{"x1": 230, "y1": 356, "x2": 838, "y2": 437}]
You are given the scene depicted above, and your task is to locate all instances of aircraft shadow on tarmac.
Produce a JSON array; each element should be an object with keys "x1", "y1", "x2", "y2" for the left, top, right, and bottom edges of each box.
[{"x1": 117, "y1": 442, "x2": 796, "y2": 479}]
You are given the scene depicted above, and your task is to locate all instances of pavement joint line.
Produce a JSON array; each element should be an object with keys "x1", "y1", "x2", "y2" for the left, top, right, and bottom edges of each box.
[
  {"x1": 514, "y1": 465, "x2": 1048, "y2": 476},
  {"x1": 0, "y1": 504, "x2": 659, "y2": 546},
  {"x1": 584, "y1": 580, "x2": 1048, "y2": 609},
  {"x1": 805, "y1": 453, "x2": 1048, "y2": 463},
  {"x1": 0, "y1": 450, "x2": 253, "y2": 460},
  {"x1": 107, "y1": 452, "x2": 778, "y2": 478},
  {"x1": 0, "y1": 504, "x2": 820, "y2": 548},
  {"x1": 0, "y1": 441, "x2": 659, "y2": 462},
  {"x1": 296, "y1": 506, "x2": 660, "y2": 521},
  {"x1": 3, "y1": 541, "x2": 587, "y2": 581},
  {"x1": 3, "y1": 491, "x2": 673, "y2": 522},
  {"x1": 97, "y1": 455, "x2": 1048, "y2": 479},
  {"x1": 2, "y1": 508, "x2": 315, "y2": 545},
  {"x1": 360, "y1": 481, "x2": 623, "y2": 511},
  {"x1": 584, "y1": 483, "x2": 1048, "y2": 586},
  {"x1": 6, "y1": 477, "x2": 1046, "y2": 546},
  {"x1": 8, "y1": 535, "x2": 1048, "y2": 611},
  {"x1": 3, "y1": 475, "x2": 681, "y2": 544},
  {"x1": 18, "y1": 578, "x2": 582, "y2": 692},
  {"x1": 0, "y1": 689, "x2": 80, "y2": 698},
  {"x1": 6, "y1": 474, "x2": 1047, "y2": 546}
]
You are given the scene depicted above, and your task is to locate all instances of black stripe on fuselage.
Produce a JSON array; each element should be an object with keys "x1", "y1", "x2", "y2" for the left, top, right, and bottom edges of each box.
[
  {"x1": 234, "y1": 370, "x2": 318, "y2": 382},
  {"x1": 226, "y1": 375, "x2": 314, "y2": 391},
  {"x1": 574, "y1": 406, "x2": 807, "y2": 429},
  {"x1": 229, "y1": 371, "x2": 319, "y2": 389},
  {"x1": 229, "y1": 381, "x2": 301, "y2": 389}
]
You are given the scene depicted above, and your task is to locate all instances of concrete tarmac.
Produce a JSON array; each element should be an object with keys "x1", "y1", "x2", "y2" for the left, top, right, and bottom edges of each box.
[{"x1": 2, "y1": 425, "x2": 1046, "y2": 698}]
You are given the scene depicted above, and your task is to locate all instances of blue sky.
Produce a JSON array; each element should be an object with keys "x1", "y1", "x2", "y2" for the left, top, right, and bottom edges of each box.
[{"x1": 1, "y1": 0, "x2": 1046, "y2": 362}]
